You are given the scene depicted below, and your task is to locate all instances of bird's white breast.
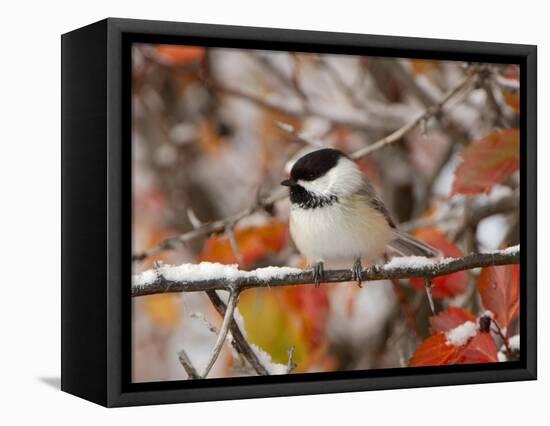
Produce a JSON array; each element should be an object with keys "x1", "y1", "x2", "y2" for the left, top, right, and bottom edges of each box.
[{"x1": 289, "y1": 196, "x2": 393, "y2": 264}]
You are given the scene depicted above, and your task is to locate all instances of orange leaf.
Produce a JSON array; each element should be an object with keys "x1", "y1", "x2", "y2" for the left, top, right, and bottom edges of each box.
[
  {"x1": 409, "y1": 334, "x2": 462, "y2": 367},
  {"x1": 430, "y1": 307, "x2": 477, "y2": 334},
  {"x1": 198, "y1": 222, "x2": 288, "y2": 267},
  {"x1": 144, "y1": 294, "x2": 182, "y2": 330},
  {"x1": 155, "y1": 45, "x2": 205, "y2": 64},
  {"x1": 410, "y1": 229, "x2": 468, "y2": 298},
  {"x1": 409, "y1": 330, "x2": 498, "y2": 366},
  {"x1": 478, "y1": 264, "x2": 520, "y2": 330},
  {"x1": 451, "y1": 129, "x2": 520, "y2": 196}
]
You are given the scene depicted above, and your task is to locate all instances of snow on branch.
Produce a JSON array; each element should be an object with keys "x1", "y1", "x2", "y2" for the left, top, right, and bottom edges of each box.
[{"x1": 132, "y1": 246, "x2": 519, "y2": 297}]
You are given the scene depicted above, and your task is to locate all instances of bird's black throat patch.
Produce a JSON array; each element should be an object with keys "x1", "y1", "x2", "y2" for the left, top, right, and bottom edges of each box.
[{"x1": 289, "y1": 185, "x2": 338, "y2": 209}]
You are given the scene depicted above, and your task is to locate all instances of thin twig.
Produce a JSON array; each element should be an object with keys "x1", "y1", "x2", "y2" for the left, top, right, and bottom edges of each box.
[
  {"x1": 424, "y1": 279, "x2": 436, "y2": 315},
  {"x1": 350, "y1": 68, "x2": 478, "y2": 160},
  {"x1": 202, "y1": 291, "x2": 240, "y2": 378},
  {"x1": 226, "y1": 225, "x2": 244, "y2": 264},
  {"x1": 205, "y1": 290, "x2": 269, "y2": 376},
  {"x1": 177, "y1": 348, "x2": 202, "y2": 379},
  {"x1": 133, "y1": 247, "x2": 519, "y2": 297},
  {"x1": 275, "y1": 121, "x2": 322, "y2": 147},
  {"x1": 491, "y1": 318, "x2": 512, "y2": 360}
]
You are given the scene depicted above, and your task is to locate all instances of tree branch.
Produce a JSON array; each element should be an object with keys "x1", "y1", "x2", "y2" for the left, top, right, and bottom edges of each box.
[
  {"x1": 349, "y1": 67, "x2": 478, "y2": 160},
  {"x1": 201, "y1": 291, "x2": 239, "y2": 378},
  {"x1": 205, "y1": 290, "x2": 269, "y2": 376},
  {"x1": 177, "y1": 348, "x2": 202, "y2": 379},
  {"x1": 133, "y1": 247, "x2": 519, "y2": 297}
]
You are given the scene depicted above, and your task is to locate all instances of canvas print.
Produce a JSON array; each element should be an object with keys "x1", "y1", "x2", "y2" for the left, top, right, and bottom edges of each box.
[{"x1": 131, "y1": 43, "x2": 521, "y2": 382}]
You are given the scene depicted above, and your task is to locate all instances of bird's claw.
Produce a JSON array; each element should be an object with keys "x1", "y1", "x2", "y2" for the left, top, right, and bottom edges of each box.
[
  {"x1": 312, "y1": 261, "x2": 324, "y2": 288},
  {"x1": 352, "y1": 258, "x2": 363, "y2": 288}
]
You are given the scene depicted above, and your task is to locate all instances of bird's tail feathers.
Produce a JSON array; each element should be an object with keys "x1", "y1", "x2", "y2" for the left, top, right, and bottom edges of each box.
[{"x1": 388, "y1": 230, "x2": 439, "y2": 258}]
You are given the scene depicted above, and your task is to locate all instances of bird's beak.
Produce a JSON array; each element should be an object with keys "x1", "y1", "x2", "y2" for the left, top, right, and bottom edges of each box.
[{"x1": 280, "y1": 178, "x2": 296, "y2": 187}]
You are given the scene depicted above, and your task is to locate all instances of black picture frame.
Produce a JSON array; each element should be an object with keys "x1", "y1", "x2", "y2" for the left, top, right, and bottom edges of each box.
[{"x1": 61, "y1": 17, "x2": 537, "y2": 407}]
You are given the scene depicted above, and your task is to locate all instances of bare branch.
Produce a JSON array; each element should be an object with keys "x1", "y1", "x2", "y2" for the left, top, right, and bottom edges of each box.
[
  {"x1": 424, "y1": 280, "x2": 436, "y2": 315},
  {"x1": 205, "y1": 290, "x2": 269, "y2": 376},
  {"x1": 177, "y1": 348, "x2": 202, "y2": 379},
  {"x1": 133, "y1": 247, "x2": 519, "y2": 297},
  {"x1": 202, "y1": 291, "x2": 239, "y2": 378},
  {"x1": 225, "y1": 225, "x2": 243, "y2": 265},
  {"x1": 275, "y1": 121, "x2": 323, "y2": 147},
  {"x1": 350, "y1": 68, "x2": 479, "y2": 160}
]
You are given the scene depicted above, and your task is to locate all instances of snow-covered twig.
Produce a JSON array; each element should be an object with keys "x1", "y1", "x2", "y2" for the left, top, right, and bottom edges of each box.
[
  {"x1": 132, "y1": 67, "x2": 481, "y2": 263},
  {"x1": 133, "y1": 246, "x2": 519, "y2": 297}
]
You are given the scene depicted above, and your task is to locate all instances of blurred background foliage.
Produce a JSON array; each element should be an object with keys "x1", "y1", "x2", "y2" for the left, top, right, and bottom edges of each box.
[{"x1": 132, "y1": 43, "x2": 520, "y2": 382}]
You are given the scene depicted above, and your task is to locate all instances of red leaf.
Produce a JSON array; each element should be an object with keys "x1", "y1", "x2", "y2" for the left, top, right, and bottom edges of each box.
[
  {"x1": 409, "y1": 334, "x2": 462, "y2": 367},
  {"x1": 282, "y1": 286, "x2": 331, "y2": 349},
  {"x1": 478, "y1": 264, "x2": 520, "y2": 330},
  {"x1": 410, "y1": 229, "x2": 468, "y2": 298},
  {"x1": 430, "y1": 307, "x2": 477, "y2": 334},
  {"x1": 409, "y1": 330, "x2": 498, "y2": 366},
  {"x1": 451, "y1": 129, "x2": 520, "y2": 196},
  {"x1": 457, "y1": 333, "x2": 499, "y2": 364}
]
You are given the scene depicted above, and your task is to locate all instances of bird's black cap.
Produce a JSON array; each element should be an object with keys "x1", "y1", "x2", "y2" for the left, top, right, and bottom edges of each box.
[{"x1": 288, "y1": 148, "x2": 346, "y2": 183}]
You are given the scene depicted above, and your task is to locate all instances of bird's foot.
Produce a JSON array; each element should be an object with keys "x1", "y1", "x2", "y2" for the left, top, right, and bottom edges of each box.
[
  {"x1": 312, "y1": 261, "x2": 324, "y2": 288},
  {"x1": 351, "y1": 258, "x2": 363, "y2": 288}
]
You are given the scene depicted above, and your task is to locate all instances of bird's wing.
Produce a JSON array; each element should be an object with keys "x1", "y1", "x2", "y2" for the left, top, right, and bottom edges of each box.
[{"x1": 354, "y1": 176, "x2": 396, "y2": 228}]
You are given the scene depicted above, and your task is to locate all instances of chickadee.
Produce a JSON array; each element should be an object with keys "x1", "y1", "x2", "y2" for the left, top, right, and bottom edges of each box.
[{"x1": 281, "y1": 148, "x2": 437, "y2": 287}]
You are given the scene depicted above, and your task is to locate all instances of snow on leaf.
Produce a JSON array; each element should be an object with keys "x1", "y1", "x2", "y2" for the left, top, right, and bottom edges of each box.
[
  {"x1": 478, "y1": 264, "x2": 520, "y2": 330},
  {"x1": 445, "y1": 321, "x2": 478, "y2": 347},
  {"x1": 430, "y1": 307, "x2": 477, "y2": 334},
  {"x1": 451, "y1": 129, "x2": 520, "y2": 196}
]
